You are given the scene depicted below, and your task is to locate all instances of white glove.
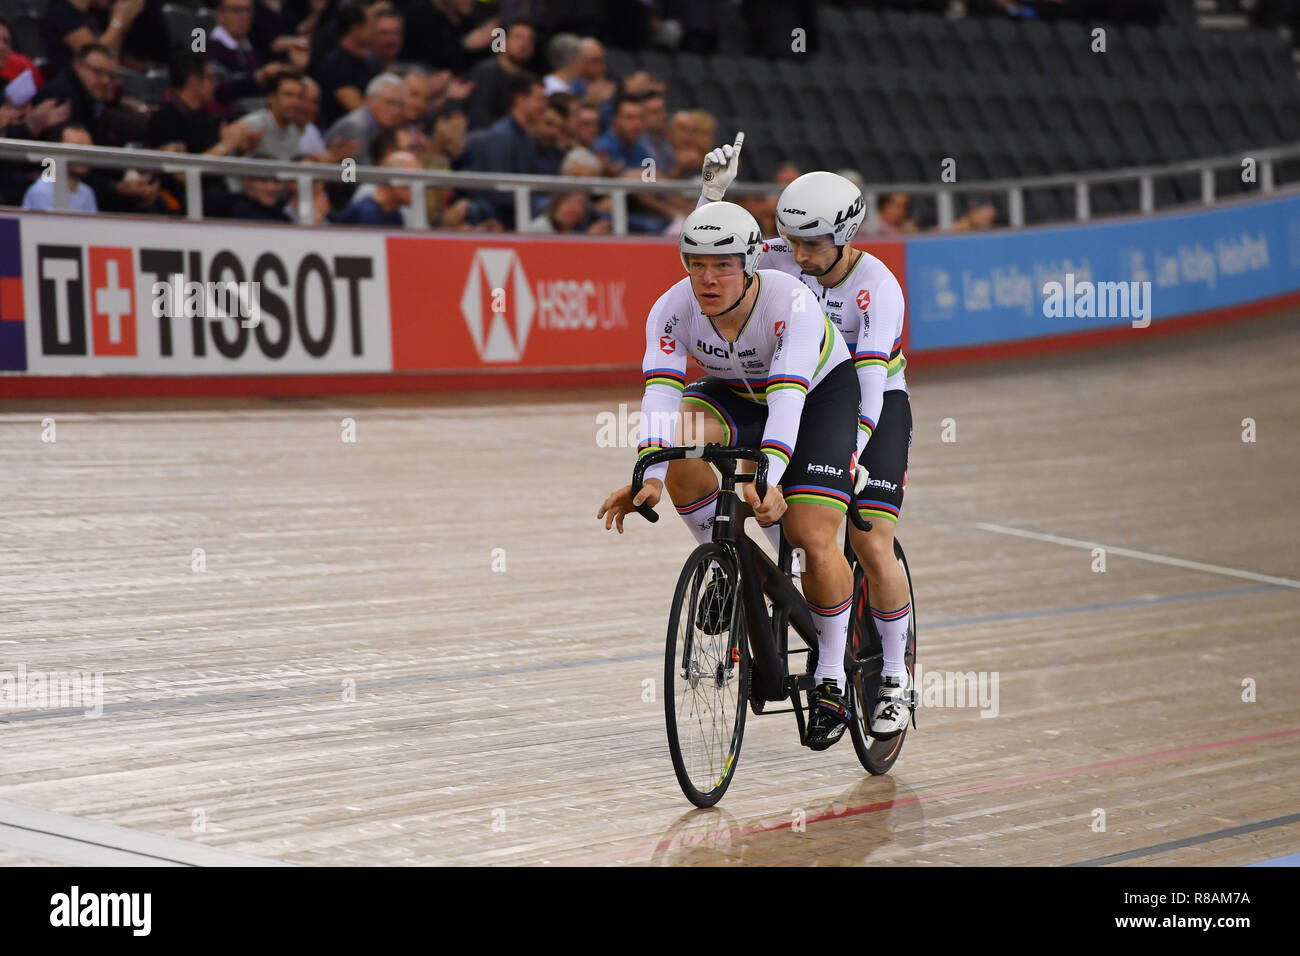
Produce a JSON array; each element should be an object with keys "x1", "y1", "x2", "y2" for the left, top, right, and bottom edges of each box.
[
  {"x1": 701, "y1": 131, "x2": 744, "y2": 201},
  {"x1": 854, "y1": 464, "x2": 870, "y2": 496}
]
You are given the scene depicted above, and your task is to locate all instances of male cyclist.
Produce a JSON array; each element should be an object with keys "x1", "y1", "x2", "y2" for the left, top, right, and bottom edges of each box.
[
  {"x1": 699, "y1": 136, "x2": 916, "y2": 740},
  {"x1": 598, "y1": 200, "x2": 860, "y2": 751}
]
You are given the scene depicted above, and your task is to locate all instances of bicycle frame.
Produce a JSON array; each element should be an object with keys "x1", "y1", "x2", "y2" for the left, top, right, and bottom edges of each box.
[{"x1": 633, "y1": 443, "x2": 874, "y2": 746}]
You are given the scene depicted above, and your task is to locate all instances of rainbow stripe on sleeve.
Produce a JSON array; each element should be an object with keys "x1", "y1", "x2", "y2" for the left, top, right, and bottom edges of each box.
[
  {"x1": 760, "y1": 439, "x2": 792, "y2": 466},
  {"x1": 856, "y1": 334, "x2": 906, "y2": 377},
  {"x1": 644, "y1": 368, "x2": 686, "y2": 390},
  {"x1": 764, "y1": 374, "x2": 810, "y2": 397},
  {"x1": 637, "y1": 438, "x2": 672, "y2": 458}
]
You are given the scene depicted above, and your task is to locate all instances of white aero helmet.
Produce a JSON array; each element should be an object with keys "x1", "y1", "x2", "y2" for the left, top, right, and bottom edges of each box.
[
  {"x1": 679, "y1": 201, "x2": 763, "y2": 276},
  {"x1": 775, "y1": 170, "x2": 866, "y2": 246}
]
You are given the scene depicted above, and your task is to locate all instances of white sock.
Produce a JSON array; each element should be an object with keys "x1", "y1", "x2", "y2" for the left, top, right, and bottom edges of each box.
[
  {"x1": 674, "y1": 486, "x2": 720, "y2": 546},
  {"x1": 874, "y1": 601, "x2": 911, "y2": 678},
  {"x1": 808, "y1": 594, "x2": 851, "y2": 686},
  {"x1": 757, "y1": 520, "x2": 782, "y2": 556}
]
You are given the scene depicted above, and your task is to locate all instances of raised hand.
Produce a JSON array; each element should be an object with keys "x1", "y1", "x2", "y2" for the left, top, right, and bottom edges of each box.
[{"x1": 701, "y1": 131, "x2": 744, "y2": 201}]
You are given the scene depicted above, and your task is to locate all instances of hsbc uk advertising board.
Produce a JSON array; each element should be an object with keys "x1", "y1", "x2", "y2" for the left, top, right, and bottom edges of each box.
[
  {"x1": 386, "y1": 234, "x2": 682, "y2": 371},
  {"x1": 2, "y1": 215, "x2": 391, "y2": 374}
]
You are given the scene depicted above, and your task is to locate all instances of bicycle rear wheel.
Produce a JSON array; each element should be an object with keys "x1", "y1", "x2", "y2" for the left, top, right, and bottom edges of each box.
[
  {"x1": 847, "y1": 538, "x2": 917, "y2": 775},
  {"x1": 664, "y1": 542, "x2": 749, "y2": 807}
]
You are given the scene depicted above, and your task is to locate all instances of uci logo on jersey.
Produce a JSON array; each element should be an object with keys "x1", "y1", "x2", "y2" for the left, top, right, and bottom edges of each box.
[{"x1": 696, "y1": 339, "x2": 729, "y2": 358}]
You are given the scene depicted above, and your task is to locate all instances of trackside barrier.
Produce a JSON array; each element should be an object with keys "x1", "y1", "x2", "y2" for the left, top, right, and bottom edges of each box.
[{"x1": 0, "y1": 189, "x2": 1296, "y2": 397}]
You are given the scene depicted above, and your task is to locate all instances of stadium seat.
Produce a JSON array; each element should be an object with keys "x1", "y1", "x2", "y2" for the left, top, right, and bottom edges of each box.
[
  {"x1": 875, "y1": 7, "x2": 912, "y2": 42},
  {"x1": 818, "y1": 8, "x2": 858, "y2": 63},
  {"x1": 910, "y1": 194, "x2": 937, "y2": 230},
  {"x1": 885, "y1": 146, "x2": 926, "y2": 184},
  {"x1": 1261, "y1": 36, "x2": 1296, "y2": 85},
  {"x1": 1024, "y1": 187, "x2": 1070, "y2": 224},
  {"x1": 960, "y1": 26, "x2": 1004, "y2": 76},
  {"x1": 638, "y1": 49, "x2": 672, "y2": 81},
  {"x1": 116, "y1": 67, "x2": 166, "y2": 107},
  {"x1": 1092, "y1": 181, "x2": 1140, "y2": 218},
  {"x1": 929, "y1": 22, "x2": 970, "y2": 73},
  {"x1": 1015, "y1": 131, "x2": 1055, "y2": 179},
  {"x1": 1039, "y1": 133, "x2": 1082, "y2": 175},
  {"x1": 604, "y1": 47, "x2": 636, "y2": 80},
  {"x1": 855, "y1": 149, "x2": 892, "y2": 186},
  {"x1": 1124, "y1": 25, "x2": 1176, "y2": 79},
  {"x1": 980, "y1": 87, "x2": 1016, "y2": 132},
  {"x1": 162, "y1": 5, "x2": 216, "y2": 52},
  {"x1": 674, "y1": 51, "x2": 709, "y2": 82},
  {"x1": 750, "y1": 144, "x2": 784, "y2": 181},
  {"x1": 1050, "y1": 20, "x2": 1096, "y2": 75}
]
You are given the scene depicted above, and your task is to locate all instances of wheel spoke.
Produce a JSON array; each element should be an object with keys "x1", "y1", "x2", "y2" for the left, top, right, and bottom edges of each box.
[{"x1": 668, "y1": 554, "x2": 744, "y2": 802}]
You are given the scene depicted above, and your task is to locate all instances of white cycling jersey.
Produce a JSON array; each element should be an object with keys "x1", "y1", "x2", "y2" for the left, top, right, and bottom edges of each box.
[
  {"x1": 759, "y1": 237, "x2": 908, "y2": 460},
  {"x1": 637, "y1": 269, "x2": 850, "y2": 488}
]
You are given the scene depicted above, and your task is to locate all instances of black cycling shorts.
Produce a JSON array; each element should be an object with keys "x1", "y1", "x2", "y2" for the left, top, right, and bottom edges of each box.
[
  {"x1": 681, "y1": 359, "x2": 859, "y2": 515},
  {"x1": 856, "y1": 389, "x2": 912, "y2": 525}
]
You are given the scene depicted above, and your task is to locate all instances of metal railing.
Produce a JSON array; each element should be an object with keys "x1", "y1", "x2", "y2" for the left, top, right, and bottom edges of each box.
[{"x1": 1, "y1": 137, "x2": 1296, "y2": 232}]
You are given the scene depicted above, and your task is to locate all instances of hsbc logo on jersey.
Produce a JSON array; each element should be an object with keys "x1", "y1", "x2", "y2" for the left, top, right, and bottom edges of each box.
[
  {"x1": 774, "y1": 321, "x2": 785, "y2": 337},
  {"x1": 660, "y1": 335, "x2": 675, "y2": 354},
  {"x1": 857, "y1": 289, "x2": 871, "y2": 310}
]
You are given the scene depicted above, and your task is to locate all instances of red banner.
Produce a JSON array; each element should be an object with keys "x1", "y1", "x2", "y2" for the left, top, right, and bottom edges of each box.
[
  {"x1": 386, "y1": 234, "x2": 907, "y2": 372},
  {"x1": 388, "y1": 234, "x2": 681, "y2": 371}
]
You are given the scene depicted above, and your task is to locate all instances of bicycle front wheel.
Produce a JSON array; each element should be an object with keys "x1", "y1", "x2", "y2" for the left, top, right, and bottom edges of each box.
[{"x1": 664, "y1": 542, "x2": 749, "y2": 807}]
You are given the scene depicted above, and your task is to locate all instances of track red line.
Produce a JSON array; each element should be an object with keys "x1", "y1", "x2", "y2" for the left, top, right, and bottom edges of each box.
[{"x1": 550, "y1": 725, "x2": 1300, "y2": 866}]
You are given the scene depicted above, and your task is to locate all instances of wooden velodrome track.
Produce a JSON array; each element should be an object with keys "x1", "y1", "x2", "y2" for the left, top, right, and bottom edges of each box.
[{"x1": 0, "y1": 310, "x2": 1297, "y2": 867}]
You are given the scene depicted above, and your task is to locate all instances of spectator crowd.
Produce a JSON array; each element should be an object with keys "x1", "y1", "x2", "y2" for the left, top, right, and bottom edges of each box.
[
  {"x1": 0, "y1": 0, "x2": 748, "y2": 232},
  {"x1": 0, "y1": 0, "x2": 1199, "y2": 232}
]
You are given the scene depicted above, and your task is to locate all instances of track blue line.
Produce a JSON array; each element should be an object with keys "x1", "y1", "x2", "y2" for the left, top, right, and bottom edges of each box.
[
  {"x1": 1069, "y1": 812, "x2": 1300, "y2": 866},
  {"x1": 1245, "y1": 852, "x2": 1300, "y2": 867}
]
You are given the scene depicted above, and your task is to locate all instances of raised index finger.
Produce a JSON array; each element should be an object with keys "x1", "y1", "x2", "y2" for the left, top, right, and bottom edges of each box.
[{"x1": 732, "y1": 131, "x2": 745, "y2": 154}]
